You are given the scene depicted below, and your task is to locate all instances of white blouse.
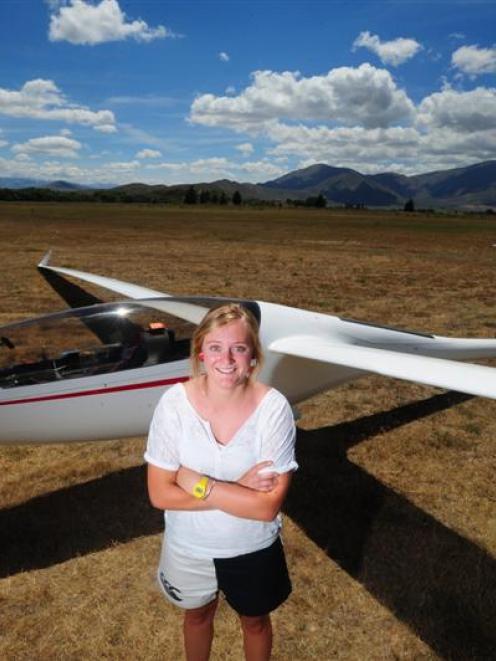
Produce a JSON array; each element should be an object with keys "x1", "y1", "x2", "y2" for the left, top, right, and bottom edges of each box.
[{"x1": 145, "y1": 383, "x2": 298, "y2": 558}]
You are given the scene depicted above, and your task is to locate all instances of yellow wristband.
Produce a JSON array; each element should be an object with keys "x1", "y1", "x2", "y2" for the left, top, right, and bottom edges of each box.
[{"x1": 192, "y1": 475, "x2": 210, "y2": 499}]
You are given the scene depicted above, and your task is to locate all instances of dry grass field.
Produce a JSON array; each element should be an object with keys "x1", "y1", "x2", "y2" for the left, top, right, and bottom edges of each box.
[{"x1": 0, "y1": 202, "x2": 495, "y2": 660}]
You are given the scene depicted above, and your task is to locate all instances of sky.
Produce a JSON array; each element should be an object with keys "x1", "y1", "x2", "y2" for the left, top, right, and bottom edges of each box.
[{"x1": 1, "y1": 0, "x2": 495, "y2": 186}]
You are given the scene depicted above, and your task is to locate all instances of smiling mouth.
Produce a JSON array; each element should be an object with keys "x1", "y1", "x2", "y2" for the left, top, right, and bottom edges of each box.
[{"x1": 216, "y1": 367, "x2": 236, "y2": 374}]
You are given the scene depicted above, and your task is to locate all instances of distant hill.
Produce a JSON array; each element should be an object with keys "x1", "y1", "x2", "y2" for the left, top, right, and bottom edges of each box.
[
  {"x1": 408, "y1": 161, "x2": 496, "y2": 208},
  {"x1": 261, "y1": 160, "x2": 496, "y2": 208},
  {"x1": 205, "y1": 178, "x2": 287, "y2": 201},
  {"x1": 1, "y1": 160, "x2": 495, "y2": 208},
  {"x1": 46, "y1": 180, "x2": 89, "y2": 191},
  {"x1": 0, "y1": 177, "x2": 47, "y2": 189},
  {"x1": 0, "y1": 177, "x2": 95, "y2": 191},
  {"x1": 263, "y1": 164, "x2": 355, "y2": 191},
  {"x1": 113, "y1": 179, "x2": 286, "y2": 203}
]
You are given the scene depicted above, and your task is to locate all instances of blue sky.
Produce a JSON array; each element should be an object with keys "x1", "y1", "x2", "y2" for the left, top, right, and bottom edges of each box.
[{"x1": 1, "y1": 0, "x2": 495, "y2": 185}]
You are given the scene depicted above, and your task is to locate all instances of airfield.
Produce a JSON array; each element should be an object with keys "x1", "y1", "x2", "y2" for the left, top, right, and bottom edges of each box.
[{"x1": 0, "y1": 202, "x2": 495, "y2": 659}]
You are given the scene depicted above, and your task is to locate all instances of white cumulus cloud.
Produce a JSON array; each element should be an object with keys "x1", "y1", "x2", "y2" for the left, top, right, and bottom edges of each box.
[
  {"x1": 0, "y1": 155, "x2": 88, "y2": 181},
  {"x1": 452, "y1": 45, "x2": 496, "y2": 75},
  {"x1": 136, "y1": 148, "x2": 162, "y2": 159},
  {"x1": 0, "y1": 79, "x2": 116, "y2": 132},
  {"x1": 353, "y1": 31, "x2": 422, "y2": 66},
  {"x1": 237, "y1": 159, "x2": 285, "y2": 179},
  {"x1": 12, "y1": 135, "x2": 82, "y2": 158},
  {"x1": 96, "y1": 124, "x2": 117, "y2": 133},
  {"x1": 219, "y1": 51, "x2": 230, "y2": 62},
  {"x1": 107, "y1": 160, "x2": 140, "y2": 171},
  {"x1": 236, "y1": 142, "x2": 254, "y2": 156},
  {"x1": 184, "y1": 62, "x2": 495, "y2": 174},
  {"x1": 49, "y1": 0, "x2": 175, "y2": 45},
  {"x1": 265, "y1": 119, "x2": 496, "y2": 175},
  {"x1": 417, "y1": 85, "x2": 496, "y2": 132},
  {"x1": 148, "y1": 157, "x2": 284, "y2": 184},
  {"x1": 190, "y1": 63, "x2": 415, "y2": 131},
  {"x1": 268, "y1": 123, "x2": 420, "y2": 167}
]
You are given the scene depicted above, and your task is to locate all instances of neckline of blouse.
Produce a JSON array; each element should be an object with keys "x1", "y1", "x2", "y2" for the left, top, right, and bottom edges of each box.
[{"x1": 179, "y1": 382, "x2": 274, "y2": 445}]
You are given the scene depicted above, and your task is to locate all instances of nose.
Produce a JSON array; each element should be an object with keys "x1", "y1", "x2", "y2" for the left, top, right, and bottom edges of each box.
[{"x1": 218, "y1": 347, "x2": 236, "y2": 361}]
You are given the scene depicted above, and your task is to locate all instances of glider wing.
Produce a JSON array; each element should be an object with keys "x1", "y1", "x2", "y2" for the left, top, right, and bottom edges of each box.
[
  {"x1": 270, "y1": 335, "x2": 496, "y2": 400},
  {"x1": 37, "y1": 253, "x2": 209, "y2": 325},
  {"x1": 38, "y1": 251, "x2": 168, "y2": 300}
]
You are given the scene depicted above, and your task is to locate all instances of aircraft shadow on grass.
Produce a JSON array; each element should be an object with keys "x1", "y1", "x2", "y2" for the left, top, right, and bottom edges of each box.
[
  {"x1": 1, "y1": 391, "x2": 495, "y2": 658},
  {"x1": 285, "y1": 391, "x2": 496, "y2": 660}
]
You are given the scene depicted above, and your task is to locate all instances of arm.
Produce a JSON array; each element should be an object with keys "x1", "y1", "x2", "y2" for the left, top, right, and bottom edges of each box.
[
  {"x1": 210, "y1": 471, "x2": 292, "y2": 522},
  {"x1": 176, "y1": 464, "x2": 293, "y2": 522},
  {"x1": 174, "y1": 391, "x2": 297, "y2": 521},
  {"x1": 147, "y1": 463, "x2": 215, "y2": 512}
]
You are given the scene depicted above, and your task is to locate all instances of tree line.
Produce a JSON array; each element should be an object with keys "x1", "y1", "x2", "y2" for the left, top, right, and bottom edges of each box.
[
  {"x1": 0, "y1": 186, "x2": 246, "y2": 205},
  {"x1": 183, "y1": 187, "x2": 242, "y2": 205},
  {"x1": 1, "y1": 186, "x2": 442, "y2": 213},
  {"x1": 0, "y1": 187, "x2": 173, "y2": 204}
]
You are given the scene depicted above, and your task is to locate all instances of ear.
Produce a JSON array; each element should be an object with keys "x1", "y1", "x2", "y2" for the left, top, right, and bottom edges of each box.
[{"x1": 199, "y1": 352, "x2": 205, "y2": 361}]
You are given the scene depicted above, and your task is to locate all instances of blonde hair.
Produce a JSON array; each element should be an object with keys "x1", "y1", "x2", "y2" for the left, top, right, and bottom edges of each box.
[{"x1": 190, "y1": 303, "x2": 263, "y2": 378}]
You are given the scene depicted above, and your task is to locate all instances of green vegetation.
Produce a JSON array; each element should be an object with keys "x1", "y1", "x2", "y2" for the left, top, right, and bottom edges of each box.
[
  {"x1": 287, "y1": 193, "x2": 327, "y2": 208},
  {"x1": 0, "y1": 186, "x2": 181, "y2": 204}
]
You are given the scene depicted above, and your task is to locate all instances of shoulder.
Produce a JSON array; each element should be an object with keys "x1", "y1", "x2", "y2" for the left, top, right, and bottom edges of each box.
[
  {"x1": 253, "y1": 380, "x2": 271, "y2": 401},
  {"x1": 183, "y1": 376, "x2": 201, "y2": 396},
  {"x1": 260, "y1": 386, "x2": 293, "y2": 417},
  {"x1": 266, "y1": 386, "x2": 290, "y2": 406},
  {"x1": 154, "y1": 382, "x2": 187, "y2": 415},
  {"x1": 161, "y1": 381, "x2": 186, "y2": 402},
  {"x1": 183, "y1": 376, "x2": 203, "y2": 406},
  {"x1": 147, "y1": 383, "x2": 186, "y2": 445},
  {"x1": 257, "y1": 387, "x2": 296, "y2": 451}
]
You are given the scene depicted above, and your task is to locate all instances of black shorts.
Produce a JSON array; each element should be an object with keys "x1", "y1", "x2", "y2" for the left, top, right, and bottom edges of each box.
[{"x1": 213, "y1": 537, "x2": 292, "y2": 617}]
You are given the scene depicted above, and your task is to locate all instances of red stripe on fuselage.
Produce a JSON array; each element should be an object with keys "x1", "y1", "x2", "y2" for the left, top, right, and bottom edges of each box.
[{"x1": 0, "y1": 376, "x2": 189, "y2": 406}]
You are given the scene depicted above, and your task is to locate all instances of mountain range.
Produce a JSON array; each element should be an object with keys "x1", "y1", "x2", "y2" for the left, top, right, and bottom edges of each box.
[
  {"x1": 0, "y1": 178, "x2": 89, "y2": 191},
  {"x1": 1, "y1": 160, "x2": 496, "y2": 209},
  {"x1": 261, "y1": 160, "x2": 496, "y2": 209}
]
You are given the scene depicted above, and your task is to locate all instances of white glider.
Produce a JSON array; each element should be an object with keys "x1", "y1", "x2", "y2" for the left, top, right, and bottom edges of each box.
[{"x1": 1, "y1": 253, "x2": 496, "y2": 443}]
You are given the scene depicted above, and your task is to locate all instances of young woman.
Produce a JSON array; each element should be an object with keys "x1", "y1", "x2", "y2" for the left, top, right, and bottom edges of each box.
[{"x1": 145, "y1": 303, "x2": 297, "y2": 661}]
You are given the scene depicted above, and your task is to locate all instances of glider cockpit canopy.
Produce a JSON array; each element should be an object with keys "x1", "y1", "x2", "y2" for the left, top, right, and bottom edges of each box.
[{"x1": 0, "y1": 297, "x2": 261, "y2": 389}]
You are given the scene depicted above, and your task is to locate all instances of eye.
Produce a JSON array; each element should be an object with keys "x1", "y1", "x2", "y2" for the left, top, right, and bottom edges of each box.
[
  {"x1": 207, "y1": 344, "x2": 221, "y2": 353},
  {"x1": 233, "y1": 345, "x2": 248, "y2": 353}
]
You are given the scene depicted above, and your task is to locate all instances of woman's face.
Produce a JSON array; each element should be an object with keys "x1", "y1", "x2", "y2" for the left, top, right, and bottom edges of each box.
[{"x1": 201, "y1": 319, "x2": 254, "y2": 389}]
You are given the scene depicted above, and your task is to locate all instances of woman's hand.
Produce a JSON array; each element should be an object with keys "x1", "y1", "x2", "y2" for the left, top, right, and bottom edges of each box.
[{"x1": 237, "y1": 461, "x2": 279, "y2": 492}]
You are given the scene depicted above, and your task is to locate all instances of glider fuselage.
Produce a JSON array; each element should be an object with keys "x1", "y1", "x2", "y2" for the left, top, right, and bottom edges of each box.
[{"x1": 2, "y1": 297, "x2": 496, "y2": 443}]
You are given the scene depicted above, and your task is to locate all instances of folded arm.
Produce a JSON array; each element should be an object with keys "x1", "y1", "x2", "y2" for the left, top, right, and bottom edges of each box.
[
  {"x1": 147, "y1": 462, "x2": 292, "y2": 522},
  {"x1": 176, "y1": 463, "x2": 292, "y2": 522}
]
